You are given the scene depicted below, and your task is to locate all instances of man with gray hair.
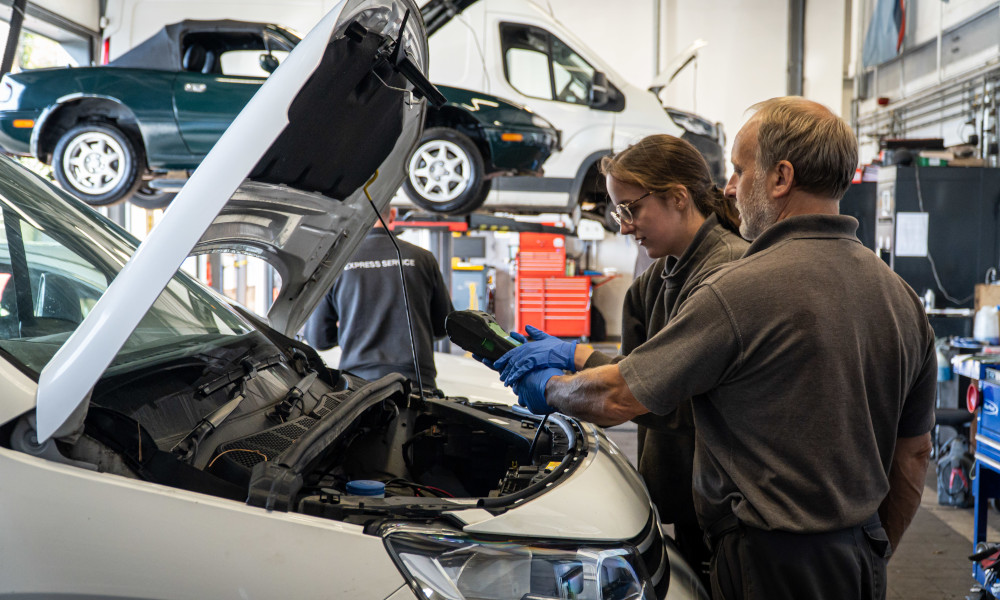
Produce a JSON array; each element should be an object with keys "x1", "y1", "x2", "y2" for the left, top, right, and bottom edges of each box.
[{"x1": 492, "y1": 97, "x2": 935, "y2": 599}]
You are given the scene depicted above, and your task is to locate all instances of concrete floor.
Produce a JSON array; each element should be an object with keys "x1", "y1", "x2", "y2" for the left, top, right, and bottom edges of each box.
[{"x1": 603, "y1": 422, "x2": 992, "y2": 599}]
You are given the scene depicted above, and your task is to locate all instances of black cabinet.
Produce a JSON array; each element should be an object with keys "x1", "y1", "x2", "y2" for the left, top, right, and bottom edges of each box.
[
  {"x1": 840, "y1": 181, "x2": 876, "y2": 251},
  {"x1": 875, "y1": 166, "x2": 1000, "y2": 310}
]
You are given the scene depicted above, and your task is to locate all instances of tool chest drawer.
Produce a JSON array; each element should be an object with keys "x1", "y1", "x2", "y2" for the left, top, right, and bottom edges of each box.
[{"x1": 516, "y1": 276, "x2": 591, "y2": 338}]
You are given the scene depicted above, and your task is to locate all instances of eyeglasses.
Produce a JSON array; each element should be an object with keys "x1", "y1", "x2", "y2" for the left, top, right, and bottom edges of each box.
[{"x1": 610, "y1": 191, "x2": 653, "y2": 225}]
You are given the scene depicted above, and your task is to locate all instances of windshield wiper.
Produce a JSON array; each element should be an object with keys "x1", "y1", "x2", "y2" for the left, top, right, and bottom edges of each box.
[
  {"x1": 267, "y1": 369, "x2": 319, "y2": 424},
  {"x1": 196, "y1": 353, "x2": 284, "y2": 397},
  {"x1": 173, "y1": 353, "x2": 284, "y2": 462}
]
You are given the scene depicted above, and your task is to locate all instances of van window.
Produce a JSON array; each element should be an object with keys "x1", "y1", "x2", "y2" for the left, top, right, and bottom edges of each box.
[
  {"x1": 551, "y1": 37, "x2": 594, "y2": 105},
  {"x1": 506, "y1": 47, "x2": 551, "y2": 99},
  {"x1": 501, "y1": 24, "x2": 553, "y2": 100},
  {"x1": 501, "y1": 23, "x2": 596, "y2": 107}
]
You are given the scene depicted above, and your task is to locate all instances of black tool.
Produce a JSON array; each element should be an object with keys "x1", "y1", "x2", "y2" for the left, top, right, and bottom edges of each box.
[{"x1": 445, "y1": 310, "x2": 522, "y2": 362}]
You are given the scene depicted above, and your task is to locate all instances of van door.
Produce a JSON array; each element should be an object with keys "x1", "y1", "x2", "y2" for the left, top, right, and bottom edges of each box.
[{"x1": 489, "y1": 21, "x2": 621, "y2": 209}]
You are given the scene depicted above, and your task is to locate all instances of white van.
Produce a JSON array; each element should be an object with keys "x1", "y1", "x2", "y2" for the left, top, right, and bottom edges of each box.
[{"x1": 417, "y1": 0, "x2": 726, "y2": 224}]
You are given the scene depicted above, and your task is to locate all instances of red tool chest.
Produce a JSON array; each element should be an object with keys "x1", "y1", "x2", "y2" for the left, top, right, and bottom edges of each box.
[{"x1": 515, "y1": 233, "x2": 591, "y2": 338}]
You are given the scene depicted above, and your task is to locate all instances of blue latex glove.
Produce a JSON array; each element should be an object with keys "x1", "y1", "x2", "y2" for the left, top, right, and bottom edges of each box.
[
  {"x1": 474, "y1": 331, "x2": 527, "y2": 371},
  {"x1": 494, "y1": 325, "x2": 577, "y2": 386},
  {"x1": 511, "y1": 366, "x2": 562, "y2": 415}
]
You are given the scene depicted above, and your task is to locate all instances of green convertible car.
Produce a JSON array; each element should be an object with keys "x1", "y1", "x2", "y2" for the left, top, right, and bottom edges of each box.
[{"x1": 0, "y1": 20, "x2": 559, "y2": 212}]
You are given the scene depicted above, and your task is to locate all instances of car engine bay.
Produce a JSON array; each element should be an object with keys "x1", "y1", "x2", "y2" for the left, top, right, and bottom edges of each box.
[{"x1": 18, "y1": 334, "x2": 584, "y2": 529}]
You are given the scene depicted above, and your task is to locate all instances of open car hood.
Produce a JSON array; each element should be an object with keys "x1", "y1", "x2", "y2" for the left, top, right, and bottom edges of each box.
[
  {"x1": 35, "y1": 0, "x2": 437, "y2": 442},
  {"x1": 648, "y1": 39, "x2": 707, "y2": 97}
]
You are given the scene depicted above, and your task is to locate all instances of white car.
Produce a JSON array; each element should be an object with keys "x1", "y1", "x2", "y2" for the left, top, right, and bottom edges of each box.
[{"x1": 0, "y1": 1, "x2": 705, "y2": 598}]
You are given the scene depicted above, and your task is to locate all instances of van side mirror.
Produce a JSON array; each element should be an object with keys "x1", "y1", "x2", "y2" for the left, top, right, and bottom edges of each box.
[
  {"x1": 589, "y1": 71, "x2": 609, "y2": 108},
  {"x1": 259, "y1": 53, "x2": 280, "y2": 74}
]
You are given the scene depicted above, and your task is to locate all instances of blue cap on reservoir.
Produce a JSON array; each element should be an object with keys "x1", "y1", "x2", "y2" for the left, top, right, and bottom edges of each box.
[{"x1": 345, "y1": 480, "x2": 385, "y2": 497}]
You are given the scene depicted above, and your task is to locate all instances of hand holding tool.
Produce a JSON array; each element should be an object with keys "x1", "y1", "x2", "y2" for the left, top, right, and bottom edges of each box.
[
  {"x1": 445, "y1": 310, "x2": 522, "y2": 362},
  {"x1": 495, "y1": 325, "x2": 577, "y2": 385}
]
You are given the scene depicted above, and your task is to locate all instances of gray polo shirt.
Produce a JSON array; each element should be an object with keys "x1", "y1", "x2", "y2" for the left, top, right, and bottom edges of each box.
[
  {"x1": 586, "y1": 213, "x2": 749, "y2": 431},
  {"x1": 618, "y1": 214, "x2": 936, "y2": 532}
]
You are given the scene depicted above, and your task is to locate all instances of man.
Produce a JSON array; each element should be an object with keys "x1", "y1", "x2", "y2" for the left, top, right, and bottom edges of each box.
[
  {"x1": 305, "y1": 206, "x2": 453, "y2": 389},
  {"x1": 496, "y1": 97, "x2": 935, "y2": 599}
]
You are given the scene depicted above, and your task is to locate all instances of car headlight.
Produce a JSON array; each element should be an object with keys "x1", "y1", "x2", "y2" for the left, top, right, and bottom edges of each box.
[
  {"x1": 382, "y1": 525, "x2": 656, "y2": 600},
  {"x1": 665, "y1": 109, "x2": 715, "y2": 139}
]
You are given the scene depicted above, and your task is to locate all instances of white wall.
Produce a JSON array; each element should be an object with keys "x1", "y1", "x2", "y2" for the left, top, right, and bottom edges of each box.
[
  {"x1": 545, "y1": 0, "x2": 658, "y2": 89},
  {"x1": 580, "y1": 232, "x2": 636, "y2": 341},
  {"x1": 659, "y1": 0, "x2": 789, "y2": 153},
  {"x1": 548, "y1": 0, "x2": 851, "y2": 159},
  {"x1": 804, "y1": 0, "x2": 850, "y2": 116},
  {"x1": 34, "y1": 0, "x2": 101, "y2": 31},
  {"x1": 101, "y1": 0, "x2": 341, "y2": 56}
]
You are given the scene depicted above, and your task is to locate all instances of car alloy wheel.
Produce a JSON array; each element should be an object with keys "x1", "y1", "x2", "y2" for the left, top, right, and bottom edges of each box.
[
  {"x1": 62, "y1": 132, "x2": 128, "y2": 195},
  {"x1": 403, "y1": 127, "x2": 489, "y2": 215},
  {"x1": 408, "y1": 139, "x2": 472, "y2": 202},
  {"x1": 52, "y1": 123, "x2": 142, "y2": 206}
]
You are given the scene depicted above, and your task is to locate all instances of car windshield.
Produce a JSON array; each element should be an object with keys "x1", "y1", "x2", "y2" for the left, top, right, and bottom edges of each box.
[{"x1": 0, "y1": 156, "x2": 251, "y2": 377}]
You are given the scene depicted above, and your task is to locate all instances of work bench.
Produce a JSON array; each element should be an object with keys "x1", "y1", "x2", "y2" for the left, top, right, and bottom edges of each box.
[{"x1": 953, "y1": 357, "x2": 1000, "y2": 593}]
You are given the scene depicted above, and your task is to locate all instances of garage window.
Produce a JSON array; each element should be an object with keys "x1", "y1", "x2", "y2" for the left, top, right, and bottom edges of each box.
[
  {"x1": 0, "y1": 3, "x2": 95, "y2": 69},
  {"x1": 13, "y1": 30, "x2": 80, "y2": 69}
]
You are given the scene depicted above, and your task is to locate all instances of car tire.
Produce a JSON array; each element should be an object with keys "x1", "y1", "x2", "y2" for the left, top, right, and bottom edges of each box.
[
  {"x1": 403, "y1": 127, "x2": 490, "y2": 215},
  {"x1": 52, "y1": 122, "x2": 142, "y2": 206},
  {"x1": 130, "y1": 184, "x2": 176, "y2": 210}
]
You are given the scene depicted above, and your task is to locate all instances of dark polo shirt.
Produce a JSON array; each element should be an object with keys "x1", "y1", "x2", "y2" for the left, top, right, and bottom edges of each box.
[
  {"x1": 586, "y1": 213, "x2": 749, "y2": 431},
  {"x1": 584, "y1": 215, "x2": 747, "y2": 524},
  {"x1": 618, "y1": 214, "x2": 936, "y2": 532},
  {"x1": 304, "y1": 228, "x2": 453, "y2": 388}
]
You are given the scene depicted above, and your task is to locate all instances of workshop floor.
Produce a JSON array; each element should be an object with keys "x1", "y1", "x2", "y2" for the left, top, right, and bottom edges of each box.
[{"x1": 603, "y1": 422, "x2": 991, "y2": 599}]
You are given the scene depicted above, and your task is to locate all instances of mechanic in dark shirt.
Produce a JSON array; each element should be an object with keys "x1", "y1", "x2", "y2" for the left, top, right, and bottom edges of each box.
[
  {"x1": 494, "y1": 98, "x2": 935, "y2": 599},
  {"x1": 493, "y1": 134, "x2": 747, "y2": 578},
  {"x1": 594, "y1": 136, "x2": 748, "y2": 578},
  {"x1": 304, "y1": 206, "x2": 453, "y2": 389}
]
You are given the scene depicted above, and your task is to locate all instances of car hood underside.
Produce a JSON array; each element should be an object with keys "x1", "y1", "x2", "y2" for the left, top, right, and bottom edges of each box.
[{"x1": 35, "y1": 0, "x2": 432, "y2": 443}]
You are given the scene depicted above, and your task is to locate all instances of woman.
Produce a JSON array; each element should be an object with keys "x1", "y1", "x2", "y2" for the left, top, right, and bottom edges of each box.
[{"x1": 495, "y1": 134, "x2": 747, "y2": 579}]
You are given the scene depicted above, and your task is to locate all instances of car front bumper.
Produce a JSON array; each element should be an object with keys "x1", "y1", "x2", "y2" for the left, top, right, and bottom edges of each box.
[
  {"x1": 0, "y1": 111, "x2": 36, "y2": 156},
  {"x1": 481, "y1": 124, "x2": 559, "y2": 176}
]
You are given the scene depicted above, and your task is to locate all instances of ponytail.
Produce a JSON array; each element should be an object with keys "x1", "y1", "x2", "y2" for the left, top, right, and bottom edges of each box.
[
  {"x1": 601, "y1": 135, "x2": 742, "y2": 236},
  {"x1": 705, "y1": 185, "x2": 742, "y2": 235}
]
